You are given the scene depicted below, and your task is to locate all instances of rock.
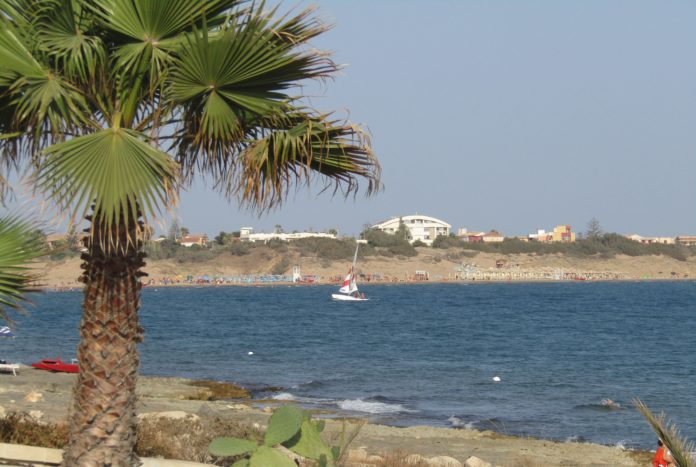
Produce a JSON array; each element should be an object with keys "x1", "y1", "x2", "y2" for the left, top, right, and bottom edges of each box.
[
  {"x1": 24, "y1": 390, "x2": 43, "y2": 403},
  {"x1": 0, "y1": 405, "x2": 5, "y2": 418},
  {"x1": 196, "y1": 404, "x2": 217, "y2": 418},
  {"x1": 29, "y1": 410, "x2": 44, "y2": 421},
  {"x1": 262, "y1": 406, "x2": 272, "y2": 413},
  {"x1": 347, "y1": 448, "x2": 369, "y2": 463},
  {"x1": 428, "y1": 455, "x2": 463, "y2": 467},
  {"x1": 464, "y1": 456, "x2": 491, "y2": 467},
  {"x1": 139, "y1": 411, "x2": 200, "y2": 421},
  {"x1": 405, "y1": 453, "x2": 429, "y2": 465},
  {"x1": 225, "y1": 403, "x2": 250, "y2": 410},
  {"x1": 367, "y1": 455, "x2": 384, "y2": 463}
]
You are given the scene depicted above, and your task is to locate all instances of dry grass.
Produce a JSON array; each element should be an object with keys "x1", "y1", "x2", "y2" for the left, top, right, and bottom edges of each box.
[
  {"x1": 185, "y1": 380, "x2": 251, "y2": 400},
  {"x1": 0, "y1": 411, "x2": 258, "y2": 465},
  {"x1": 136, "y1": 416, "x2": 260, "y2": 465},
  {"x1": 369, "y1": 450, "x2": 430, "y2": 466},
  {"x1": 0, "y1": 412, "x2": 68, "y2": 448}
]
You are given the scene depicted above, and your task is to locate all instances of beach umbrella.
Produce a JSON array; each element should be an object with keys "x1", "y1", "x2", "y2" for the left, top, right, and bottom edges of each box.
[{"x1": 0, "y1": 326, "x2": 15, "y2": 337}]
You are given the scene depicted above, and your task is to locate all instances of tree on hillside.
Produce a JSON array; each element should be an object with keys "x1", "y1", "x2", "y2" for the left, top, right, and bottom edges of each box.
[
  {"x1": 180, "y1": 226, "x2": 190, "y2": 238},
  {"x1": 586, "y1": 217, "x2": 603, "y2": 239},
  {"x1": 167, "y1": 220, "x2": 181, "y2": 242},
  {"x1": 0, "y1": 1, "x2": 380, "y2": 465},
  {"x1": 214, "y1": 231, "x2": 229, "y2": 245},
  {"x1": 396, "y1": 217, "x2": 411, "y2": 242}
]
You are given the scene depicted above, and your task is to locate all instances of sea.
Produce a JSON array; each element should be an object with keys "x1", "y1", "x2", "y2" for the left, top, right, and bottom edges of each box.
[{"x1": 2, "y1": 281, "x2": 694, "y2": 450}]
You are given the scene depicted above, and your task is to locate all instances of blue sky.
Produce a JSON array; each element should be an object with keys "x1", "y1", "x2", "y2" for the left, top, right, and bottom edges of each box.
[
  {"x1": 176, "y1": 0, "x2": 696, "y2": 237},
  {"x1": 7, "y1": 1, "x2": 696, "y2": 238}
]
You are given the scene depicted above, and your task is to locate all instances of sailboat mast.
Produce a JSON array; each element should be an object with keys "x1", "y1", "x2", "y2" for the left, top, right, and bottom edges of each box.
[{"x1": 352, "y1": 243, "x2": 359, "y2": 270}]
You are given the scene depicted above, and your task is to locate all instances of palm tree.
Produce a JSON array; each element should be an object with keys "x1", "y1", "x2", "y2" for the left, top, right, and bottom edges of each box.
[
  {"x1": 0, "y1": 1, "x2": 380, "y2": 465},
  {"x1": 0, "y1": 216, "x2": 44, "y2": 323}
]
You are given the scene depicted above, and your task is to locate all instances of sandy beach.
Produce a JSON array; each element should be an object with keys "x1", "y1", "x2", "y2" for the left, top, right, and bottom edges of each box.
[
  {"x1": 0, "y1": 369, "x2": 649, "y2": 466},
  {"x1": 34, "y1": 248, "x2": 696, "y2": 289}
]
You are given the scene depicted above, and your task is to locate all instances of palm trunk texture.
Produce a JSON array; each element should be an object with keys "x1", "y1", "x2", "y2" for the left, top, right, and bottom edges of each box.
[{"x1": 62, "y1": 213, "x2": 146, "y2": 467}]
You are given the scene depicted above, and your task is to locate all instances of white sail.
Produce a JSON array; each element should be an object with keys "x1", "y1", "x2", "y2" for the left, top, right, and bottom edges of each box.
[
  {"x1": 347, "y1": 277, "x2": 358, "y2": 294},
  {"x1": 339, "y1": 272, "x2": 353, "y2": 293},
  {"x1": 331, "y1": 243, "x2": 367, "y2": 301}
]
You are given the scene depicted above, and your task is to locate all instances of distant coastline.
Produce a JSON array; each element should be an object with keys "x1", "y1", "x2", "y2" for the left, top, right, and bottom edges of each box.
[{"x1": 36, "y1": 247, "x2": 696, "y2": 291}]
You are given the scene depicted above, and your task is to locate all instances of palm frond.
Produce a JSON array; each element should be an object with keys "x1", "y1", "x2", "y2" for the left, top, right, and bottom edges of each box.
[
  {"x1": 35, "y1": 0, "x2": 106, "y2": 83},
  {"x1": 634, "y1": 398, "x2": 695, "y2": 467},
  {"x1": 231, "y1": 112, "x2": 380, "y2": 211},
  {"x1": 171, "y1": 5, "x2": 337, "y2": 174},
  {"x1": 89, "y1": 0, "x2": 243, "y2": 125},
  {"x1": 0, "y1": 215, "x2": 44, "y2": 322},
  {"x1": 0, "y1": 17, "x2": 92, "y2": 148},
  {"x1": 36, "y1": 128, "x2": 179, "y2": 254}
]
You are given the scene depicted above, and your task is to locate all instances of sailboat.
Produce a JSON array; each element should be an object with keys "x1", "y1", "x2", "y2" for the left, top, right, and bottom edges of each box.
[{"x1": 331, "y1": 244, "x2": 368, "y2": 301}]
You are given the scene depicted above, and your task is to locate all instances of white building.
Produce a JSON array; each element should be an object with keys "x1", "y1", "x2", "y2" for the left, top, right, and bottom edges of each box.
[
  {"x1": 371, "y1": 215, "x2": 451, "y2": 246},
  {"x1": 240, "y1": 227, "x2": 336, "y2": 243},
  {"x1": 627, "y1": 234, "x2": 675, "y2": 245}
]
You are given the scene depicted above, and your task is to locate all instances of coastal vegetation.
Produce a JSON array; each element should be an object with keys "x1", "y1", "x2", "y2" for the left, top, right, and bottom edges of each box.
[
  {"x1": 433, "y1": 233, "x2": 694, "y2": 261},
  {"x1": 0, "y1": 1, "x2": 380, "y2": 465}
]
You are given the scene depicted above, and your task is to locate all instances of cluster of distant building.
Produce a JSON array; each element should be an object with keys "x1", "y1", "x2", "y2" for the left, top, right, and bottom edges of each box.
[
  {"x1": 139, "y1": 213, "x2": 696, "y2": 249},
  {"x1": 371, "y1": 214, "x2": 696, "y2": 247}
]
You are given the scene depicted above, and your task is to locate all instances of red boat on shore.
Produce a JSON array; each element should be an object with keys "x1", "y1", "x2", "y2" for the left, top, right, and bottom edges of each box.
[{"x1": 31, "y1": 358, "x2": 79, "y2": 373}]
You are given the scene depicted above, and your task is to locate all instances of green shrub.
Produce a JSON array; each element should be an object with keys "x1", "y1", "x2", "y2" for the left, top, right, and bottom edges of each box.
[
  {"x1": 432, "y1": 235, "x2": 462, "y2": 249},
  {"x1": 387, "y1": 243, "x2": 418, "y2": 257},
  {"x1": 225, "y1": 241, "x2": 254, "y2": 256},
  {"x1": 293, "y1": 238, "x2": 358, "y2": 261},
  {"x1": 271, "y1": 256, "x2": 291, "y2": 275}
]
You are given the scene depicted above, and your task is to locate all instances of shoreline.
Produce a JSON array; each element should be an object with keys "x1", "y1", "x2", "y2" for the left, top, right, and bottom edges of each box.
[
  {"x1": 0, "y1": 369, "x2": 649, "y2": 466},
  {"x1": 33, "y1": 250, "x2": 696, "y2": 290},
  {"x1": 38, "y1": 276, "x2": 696, "y2": 292}
]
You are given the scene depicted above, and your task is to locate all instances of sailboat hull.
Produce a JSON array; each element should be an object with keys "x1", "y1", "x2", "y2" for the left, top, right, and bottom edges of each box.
[{"x1": 331, "y1": 293, "x2": 369, "y2": 301}]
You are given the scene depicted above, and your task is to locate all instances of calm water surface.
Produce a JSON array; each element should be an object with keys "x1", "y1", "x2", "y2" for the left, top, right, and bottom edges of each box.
[{"x1": 2, "y1": 281, "x2": 694, "y2": 449}]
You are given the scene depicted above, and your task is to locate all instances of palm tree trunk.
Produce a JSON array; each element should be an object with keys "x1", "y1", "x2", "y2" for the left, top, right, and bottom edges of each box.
[{"x1": 62, "y1": 211, "x2": 146, "y2": 467}]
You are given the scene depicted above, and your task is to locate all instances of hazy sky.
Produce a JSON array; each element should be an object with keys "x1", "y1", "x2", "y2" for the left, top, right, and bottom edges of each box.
[
  {"x1": 175, "y1": 0, "x2": 696, "y2": 237},
  {"x1": 7, "y1": 1, "x2": 696, "y2": 237}
]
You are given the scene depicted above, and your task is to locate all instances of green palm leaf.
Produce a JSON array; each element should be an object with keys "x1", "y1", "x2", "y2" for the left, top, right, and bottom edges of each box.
[
  {"x1": 171, "y1": 6, "x2": 336, "y2": 162},
  {"x1": 232, "y1": 113, "x2": 380, "y2": 211},
  {"x1": 0, "y1": 216, "x2": 44, "y2": 322},
  {"x1": 35, "y1": 0, "x2": 105, "y2": 83},
  {"x1": 37, "y1": 128, "x2": 179, "y2": 251}
]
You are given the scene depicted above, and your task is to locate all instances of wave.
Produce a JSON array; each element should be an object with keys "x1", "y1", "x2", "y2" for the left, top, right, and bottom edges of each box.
[
  {"x1": 292, "y1": 379, "x2": 325, "y2": 389},
  {"x1": 565, "y1": 435, "x2": 591, "y2": 443},
  {"x1": 337, "y1": 398, "x2": 415, "y2": 414},
  {"x1": 574, "y1": 402, "x2": 625, "y2": 412},
  {"x1": 272, "y1": 392, "x2": 296, "y2": 401},
  {"x1": 447, "y1": 415, "x2": 475, "y2": 429}
]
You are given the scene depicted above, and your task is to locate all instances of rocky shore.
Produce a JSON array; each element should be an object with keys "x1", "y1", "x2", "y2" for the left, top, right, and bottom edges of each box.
[{"x1": 0, "y1": 369, "x2": 649, "y2": 466}]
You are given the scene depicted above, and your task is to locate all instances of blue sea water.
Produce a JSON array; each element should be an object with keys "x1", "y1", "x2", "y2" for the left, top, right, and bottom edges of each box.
[{"x1": 2, "y1": 281, "x2": 694, "y2": 449}]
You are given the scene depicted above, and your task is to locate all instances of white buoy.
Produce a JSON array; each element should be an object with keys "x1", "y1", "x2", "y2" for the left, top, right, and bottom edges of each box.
[
  {"x1": 492, "y1": 376, "x2": 501, "y2": 382},
  {"x1": 248, "y1": 351, "x2": 254, "y2": 356}
]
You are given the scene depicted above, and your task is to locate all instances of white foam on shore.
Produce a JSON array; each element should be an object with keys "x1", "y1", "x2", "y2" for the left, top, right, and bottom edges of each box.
[
  {"x1": 272, "y1": 392, "x2": 296, "y2": 401},
  {"x1": 614, "y1": 440, "x2": 629, "y2": 450},
  {"x1": 447, "y1": 416, "x2": 477, "y2": 429},
  {"x1": 337, "y1": 398, "x2": 414, "y2": 414}
]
